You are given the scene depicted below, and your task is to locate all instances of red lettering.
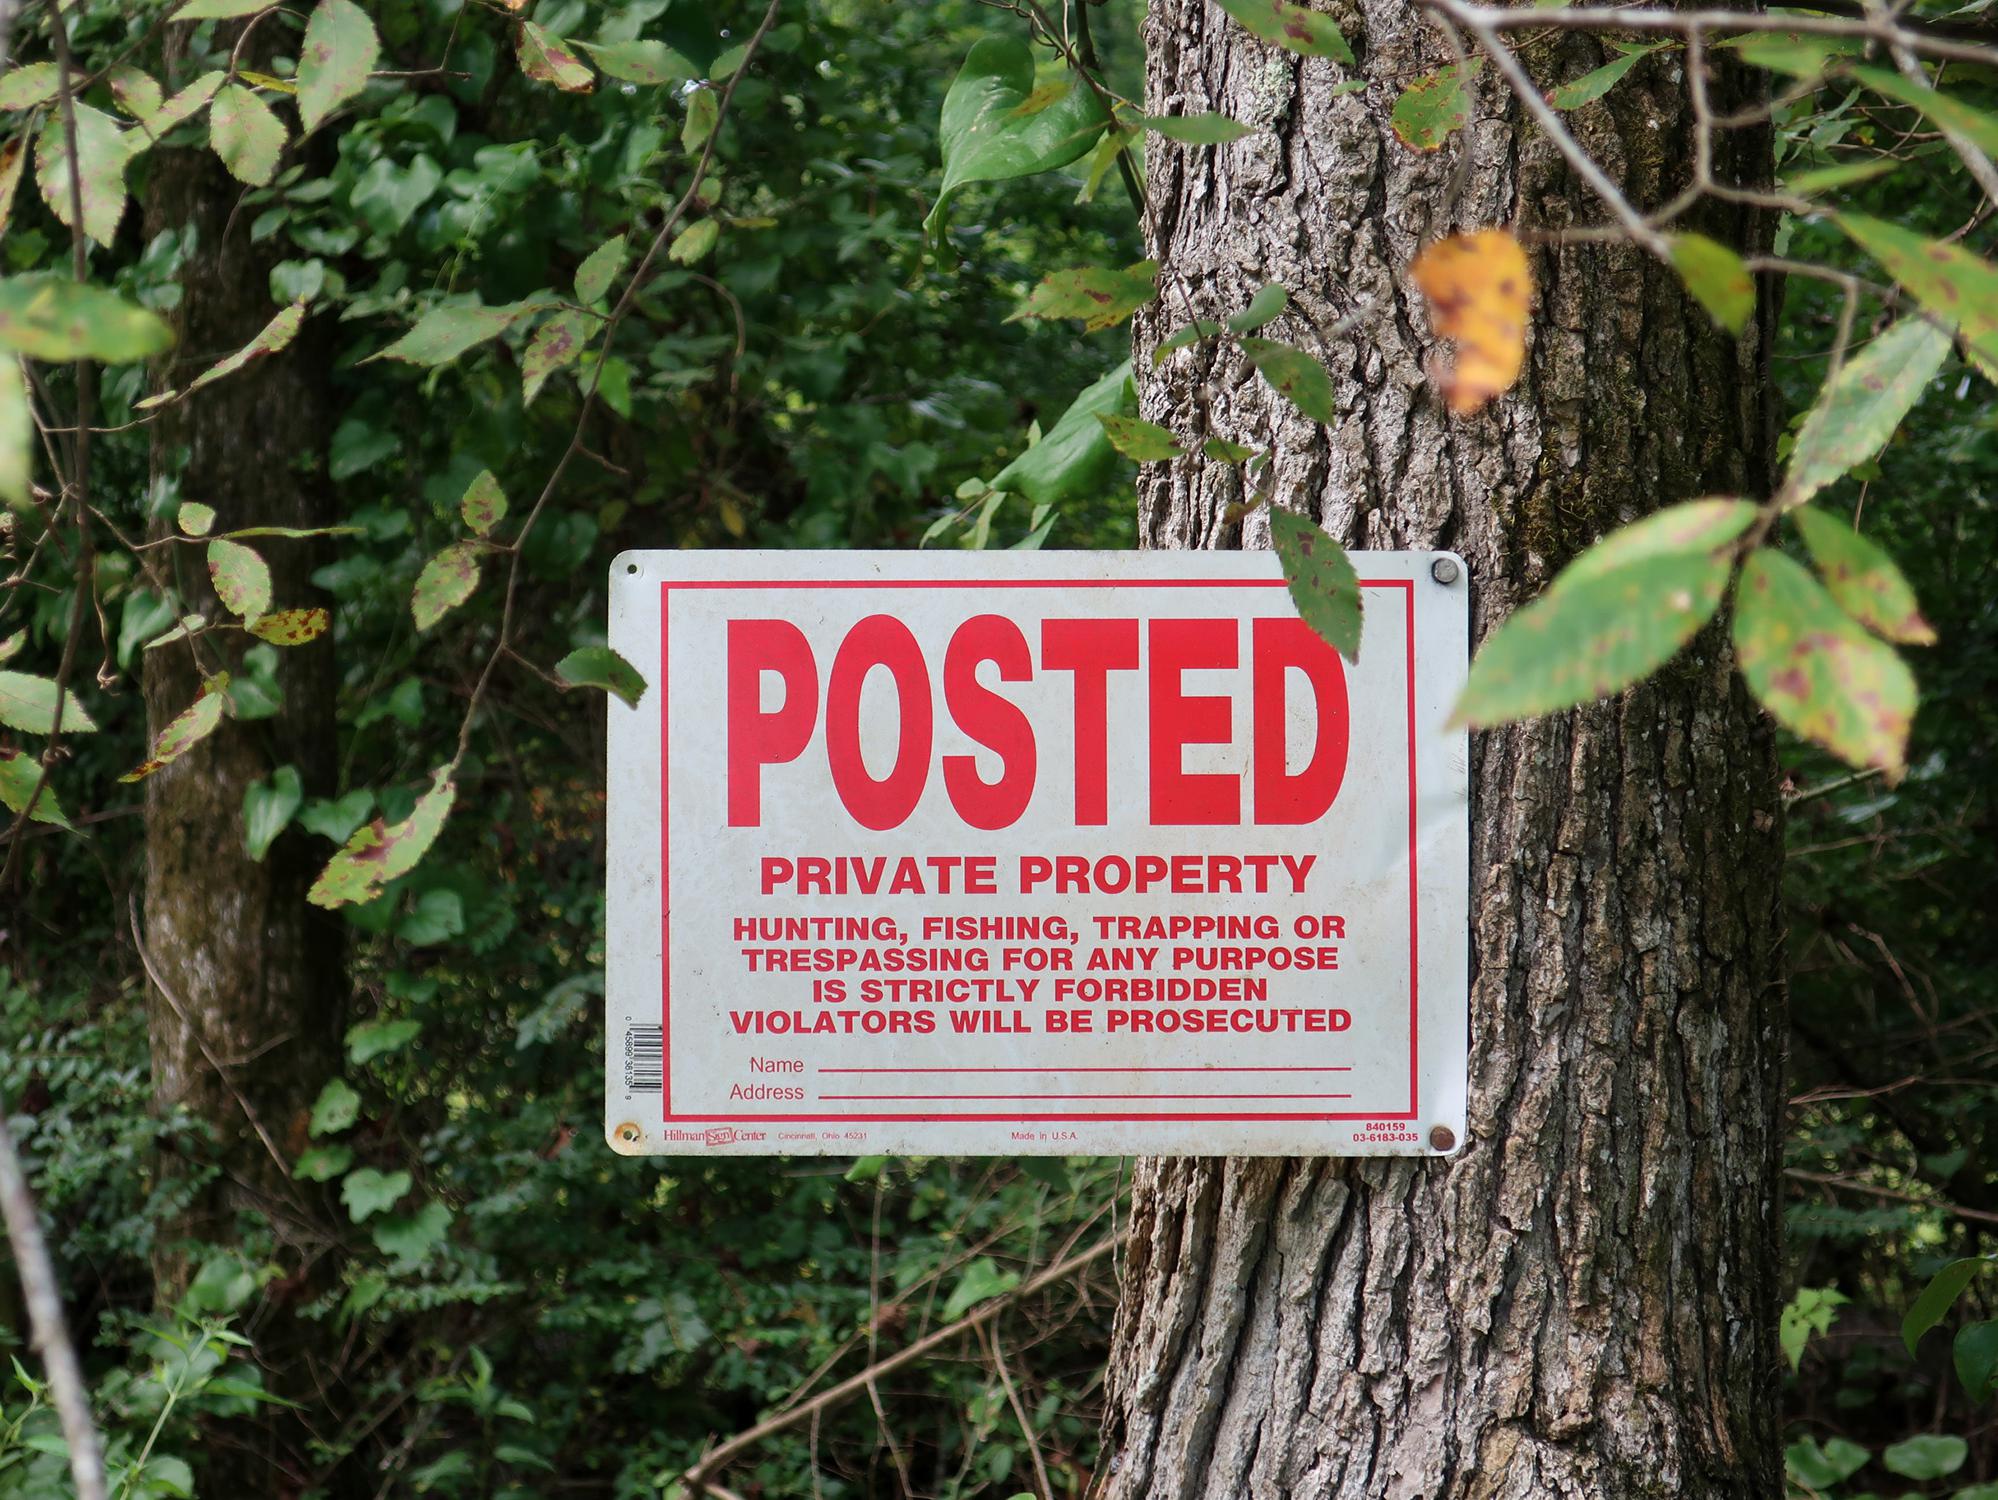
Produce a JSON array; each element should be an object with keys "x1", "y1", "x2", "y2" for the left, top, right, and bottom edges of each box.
[
  {"x1": 1148, "y1": 618, "x2": 1238, "y2": 824},
  {"x1": 825, "y1": 615, "x2": 932, "y2": 830},
  {"x1": 1252, "y1": 616, "x2": 1349, "y2": 824},
  {"x1": 1041, "y1": 619, "x2": 1139, "y2": 825},
  {"x1": 727, "y1": 619, "x2": 818, "y2": 827},
  {"x1": 942, "y1": 615, "x2": 1037, "y2": 829}
]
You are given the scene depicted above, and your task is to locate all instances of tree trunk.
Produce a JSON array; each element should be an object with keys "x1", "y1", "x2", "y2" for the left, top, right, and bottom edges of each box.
[
  {"x1": 139, "y1": 35, "x2": 345, "y2": 1305},
  {"x1": 1100, "y1": 6, "x2": 1787, "y2": 1498}
]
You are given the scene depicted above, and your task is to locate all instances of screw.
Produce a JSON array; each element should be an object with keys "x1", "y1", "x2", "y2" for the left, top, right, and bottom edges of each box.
[
  {"x1": 1428, "y1": 1124, "x2": 1457, "y2": 1152},
  {"x1": 1430, "y1": 556, "x2": 1461, "y2": 586},
  {"x1": 616, "y1": 1122, "x2": 641, "y2": 1145}
]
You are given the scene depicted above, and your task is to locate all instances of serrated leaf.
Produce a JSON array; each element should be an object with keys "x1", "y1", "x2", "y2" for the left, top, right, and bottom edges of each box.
[
  {"x1": 682, "y1": 86, "x2": 718, "y2": 154},
  {"x1": 1227, "y1": 283, "x2": 1288, "y2": 333},
  {"x1": 1784, "y1": 316, "x2": 1950, "y2": 506},
  {"x1": 180, "y1": 300, "x2": 306, "y2": 401},
  {"x1": 1008, "y1": 260, "x2": 1158, "y2": 332},
  {"x1": 1391, "y1": 62, "x2": 1478, "y2": 151},
  {"x1": 0, "y1": 355, "x2": 26, "y2": 508},
  {"x1": 1780, "y1": 1286, "x2": 1848, "y2": 1372},
  {"x1": 175, "y1": 0, "x2": 276, "y2": 17},
  {"x1": 371, "y1": 301, "x2": 523, "y2": 366},
  {"x1": 554, "y1": 646, "x2": 647, "y2": 707},
  {"x1": 106, "y1": 65, "x2": 164, "y2": 126},
  {"x1": 146, "y1": 71, "x2": 225, "y2": 138},
  {"x1": 372, "y1": 1200, "x2": 452, "y2": 1263},
  {"x1": 578, "y1": 39, "x2": 695, "y2": 85},
  {"x1": 1883, "y1": 1434, "x2": 1967, "y2": 1481},
  {"x1": 711, "y1": 42, "x2": 750, "y2": 80},
  {"x1": 1240, "y1": 337, "x2": 1335, "y2": 424},
  {"x1": 242, "y1": 765, "x2": 302, "y2": 861},
  {"x1": 0, "y1": 670, "x2": 99, "y2": 734},
  {"x1": 0, "y1": 749, "x2": 73, "y2": 830},
  {"x1": 308, "y1": 764, "x2": 454, "y2": 907},
  {"x1": 1837, "y1": 212, "x2": 1998, "y2": 381},
  {"x1": 1141, "y1": 111, "x2": 1252, "y2": 143},
  {"x1": 1733, "y1": 549, "x2": 1916, "y2": 775},
  {"x1": 926, "y1": 36, "x2": 1109, "y2": 242},
  {"x1": 1851, "y1": 65, "x2": 1998, "y2": 161},
  {"x1": 1095, "y1": 412, "x2": 1184, "y2": 461},
  {"x1": 523, "y1": 308, "x2": 594, "y2": 404},
  {"x1": 668, "y1": 219, "x2": 718, "y2": 264},
  {"x1": 460, "y1": 471, "x2": 506, "y2": 536},
  {"x1": 1957, "y1": 1320, "x2": 1998, "y2": 1402},
  {"x1": 208, "y1": 538, "x2": 272, "y2": 618},
  {"x1": 1782, "y1": 157, "x2": 1898, "y2": 197},
  {"x1": 347, "y1": 1018, "x2": 421, "y2": 1065},
  {"x1": 209, "y1": 83, "x2": 285, "y2": 186},
  {"x1": 246, "y1": 607, "x2": 331, "y2": 646},
  {"x1": 0, "y1": 137, "x2": 25, "y2": 243},
  {"x1": 411, "y1": 542, "x2": 480, "y2": 631},
  {"x1": 0, "y1": 274, "x2": 174, "y2": 363},
  {"x1": 1214, "y1": 0, "x2": 1354, "y2": 63},
  {"x1": 177, "y1": 501, "x2": 216, "y2": 536},
  {"x1": 1668, "y1": 232, "x2": 1753, "y2": 335},
  {"x1": 575, "y1": 233, "x2": 626, "y2": 304},
  {"x1": 298, "y1": 0, "x2": 378, "y2": 133},
  {"x1": 0, "y1": 64, "x2": 62, "y2": 113},
  {"x1": 341, "y1": 1167, "x2": 411, "y2": 1222},
  {"x1": 518, "y1": 22, "x2": 593, "y2": 92},
  {"x1": 1412, "y1": 229, "x2": 1532, "y2": 413},
  {"x1": 1549, "y1": 42, "x2": 1666, "y2": 110},
  {"x1": 293, "y1": 1143, "x2": 351, "y2": 1181},
  {"x1": 36, "y1": 103, "x2": 132, "y2": 246},
  {"x1": 1558, "y1": 498, "x2": 1758, "y2": 588},
  {"x1": 1794, "y1": 508, "x2": 1936, "y2": 645},
  {"x1": 308, "y1": 1078, "x2": 359, "y2": 1136},
  {"x1": 1271, "y1": 508, "x2": 1362, "y2": 661},
  {"x1": 120, "y1": 676, "x2": 228, "y2": 781},
  {"x1": 1455, "y1": 550, "x2": 1728, "y2": 727}
]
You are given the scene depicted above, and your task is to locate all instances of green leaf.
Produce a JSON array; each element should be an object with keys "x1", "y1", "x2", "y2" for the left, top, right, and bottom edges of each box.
[
  {"x1": 1227, "y1": 283, "x2": 1288, "y2": 333},
  {"x1": 209, "y1": 84, "x2": 286, "y2": 186},
  {"x1": 293, "y1": 1143, "x2": 351, "y2": 1181},
  {"x1": 0, "y1": 670, "x2": 99, "y2": 735},
  {"x1": 106, "y1": 65, "x2": 163, "y2": 126},
  {"x1": 668, "y1": 219, "x2": 718, "y2": 265},
  {"x1": 523, "y1": 309, "x2": 594, "y2": 405},
  {"x1": 1140, "y1": 111, "x2": 1252, "y2": 143},
  {"x1": 0, "y1": 64, "x2": 63, "y2": 112},
  {"x1": 371, "y1": 301, "x2": 524, "y2": 366},
  {"x1": 0, "y1": 355, "x2": 26, "y2": 509},
  {"x1": 247, "y1": 608, "x2": 331, "y2": 647},
  {"x1": 1667, "y1": 232, "x2": 1753, "y2": 335},
  {"x1": 460, "y1": 471, "x2": 506, "y2": 536},
  {"x1": 1837, "y1": 212, "x2": 1998, "y2": 382},
  {"x1": 1783, "y1": 316, "x2": 1951, "y2": 507},
  {"x1": 1095, "y1": 412, "x2": 1184, "y2": 462},
  {"x1": 372, "y1": 1200, "x2": 452, "y2": 1263},
  {"x1": 1271, "y1": 508, "x2": 1362, "y2": 662},
  {"x1": 140, "y1": 1457, "x2": 194, "y2": 1500},
  {"x1": 346, "y1": 1018, "x2": 421, "y2": 1065},
  {"x1": 177, "y1": 501, "x2": 216, "y2": 536},
  {"x1": 991, "y1": 360, "x2": 1132, "y2": 507},
  {"x1": 1851, "y1": 64, "x2": 1998, "y2": 161},
  {"x1": 35, "y1": 103, "x2": 132, "y2": 247},
  {"x1": 146, "y1": 71, "x2": 226, "y2": 137},
  {"x1": 1391, "y1": 62, "x2": 1478, "y2": 151},
  {"x1": 0, "y1": 275, "x2": 174, "y2": 363},
  {"x1": 243, "y1": 765, "x2": 302, "y2": 861},
  {"x1": 1783, "y1": 157, "x2": 1899, "y2": 197},
  {"x1": 682, "y1": 86, "x2": 718, "y2": 154},
  {"x1": 300, "y1": 789, "x2": 371, "y2": 845},
  {"x1": 308, "y1": 1077, "x2": 360, "y2": 1137},
  {"x1": 0, "y1": 137, "x2": 26, "y2": 248},
  {"x1": 941, "y1": 1257, "x2": 1021, "y2": 1322},
  {"x1": 1780, "y1": 1286, "x2": 1848, "y2": 1372},
  {"x1": 1734, "y1": 549, "x2": 1916, "y2": 776},
  {"x1": 578, "y1": 40, "x2": 696, "y2": 86},
  {"x1": 297, "y1": 0, "x2": 378, "y2": 134},
  {"x1": 1884, "y1": 1435, "x2": 1969, "y2": 1481},
  {"x1": 1557, "y1": 498, "x2": 1758, "y2": 587},
  {"x1": 1213, "y1": 0, "x2": 1354, "y2": 63},
  {"x1": 175, "y1": 300, "x2": 305, "y2": 404},
  {"x1": 0, "y1": 749, "x2": 72, "y2": 831},
  {"x1": 120, "y1": 676, "x2": 228, "y2": 781},
  {"x1": 411, "y1": 542, "x2": 481, "y2": 631},
  {"x1": 307, "y1": 765, "x2": 454, "y2": 907},
  {"x1": 575, "y1": 233, "x2": 626, "y2": 304},
  {"x1": 1784, "y1": 1437, "x2": 1870, "y2": 1491},
  {"x1": 208, "y1": 538, "x2": 272, "y2": 618},
  {"x1": 1204, "y1": 437, "x2": 1257, "y2": 462},
  {"x1": 398, "y1": 888, "x2": 462, "y2": 946},
  {"x1": 1905, "y1": 1258, "x2": 1985, "y2": 1355},
  {"x1": 175, "y1": 0, "x2": 276, "y2": 17},
  {"x1": 1008, "y1": 261, "x2": 1158, "y2": 332},
  {"x1": 1549, "y1": 42, "x2": 1666, "y2": 110},
  {"x1": 1240, "y1": 337, "x2": 1335, "y2": 424},
  {"x1": 1957, "y1": 1320, "x2": 1998, "y2": 1401},
  {"x1": 341, "y1": 1167, "x2": 411, "y2": 1223},
  {"x1": 517, "y1": 22, "x2": 594, "y2": 93},
  {"x1": 555, "y1": 646, "x2": 647, "y2": 708},
  {"x1": 926, "y1": 37, "x2": 1109, "y2": 242},
  {"x1": 1456, "y1": 547, "x2": 1731, "y2": 727},
  {"x1": 1793, "y1": 507, "x2": 1936, "y2": 646},
  {"x1": 1154, "y1": 318, "x2": 1223, "y2": 364},
  {"x1": 710, "y1": 42, "x2": 750, "y2": 80}
]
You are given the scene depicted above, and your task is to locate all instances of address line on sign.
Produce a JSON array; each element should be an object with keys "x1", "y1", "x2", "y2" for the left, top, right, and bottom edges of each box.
[{"x1": 815, "y1": 1066, "x2": 1353, "y2": 1073}]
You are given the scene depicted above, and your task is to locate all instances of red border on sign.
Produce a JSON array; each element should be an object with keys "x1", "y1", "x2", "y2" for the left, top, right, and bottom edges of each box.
[{"x1": 657, "y1": 577, "x2": 1421, "y2": 1124}]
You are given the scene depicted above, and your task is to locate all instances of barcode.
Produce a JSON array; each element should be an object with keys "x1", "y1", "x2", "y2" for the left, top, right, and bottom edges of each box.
[{"x1": 624, "y1": 1026, "x2": 663, "y2": 1092}]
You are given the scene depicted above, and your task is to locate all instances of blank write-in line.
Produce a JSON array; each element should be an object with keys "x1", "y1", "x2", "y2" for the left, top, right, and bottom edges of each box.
[
  {"x1": 815, "y1": 1066, "x2": 1352, "y2": 1074},
  {"x1": 817, "y1": 1093, "x2": 1355, "y2": 1101}
]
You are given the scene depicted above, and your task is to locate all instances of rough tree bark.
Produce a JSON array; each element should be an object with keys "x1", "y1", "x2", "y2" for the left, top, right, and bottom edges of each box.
[
  {"x1": 1099, "y1": 5, "x2": 1786, "y2": 1498},
  {"x1": 139, "y1": 33, "x2": 345, "y2": 1307}
]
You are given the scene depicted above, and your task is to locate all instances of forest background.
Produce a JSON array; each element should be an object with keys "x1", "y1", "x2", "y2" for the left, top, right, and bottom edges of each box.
[{"x1": 0, "y1": 0, "x2": 1994, "y2": 1497}]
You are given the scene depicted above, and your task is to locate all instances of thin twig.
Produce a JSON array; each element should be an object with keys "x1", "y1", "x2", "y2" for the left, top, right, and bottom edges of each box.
[{"x1": 980, "y1": 1322, "x2": 1054, "y2": 1500}]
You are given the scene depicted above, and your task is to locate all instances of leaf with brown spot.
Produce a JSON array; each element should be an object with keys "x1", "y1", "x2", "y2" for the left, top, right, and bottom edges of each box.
[
  {"x1": 459, "y1": 470, "x2": 507, "y2": 536},
  {"x1": 1837, "y1": 212, "x2": 1998, "y2": 382},
  {"x1": 247, "y1": 608, "x2": 331, "y2": 647},
  {"x1": 35, "y1": 102, "x2": 132, "y2": 246},
  {"x1": 297, "y1": 0, "x2": 378, "y2": 133},
  {"x1": 0, "y1": 137, "x2": 26, "y2": 240},
  {"x1": 119, "y1": 675, "x2": 229, "y2": 782},
  {"x1": 1270, "y1": 508, "x2": 1363, "y2": 661},
  {"x1": 1733, "y1": 549, "x2": 1916, "y2": 776},
  {"x1": 1391, "y1": 62, "x2": 1479, "y2": 151},
  {"x1": 1411, "y1": 228, "x2": 1532, "y2": 414},
  {"x1": 411, "y1": 542, "x2": 481, "y2": 631},
  {"x1": 1095, "y1": 413, "x2": 1185, "y2": 462},
  {"x1": 1214, "y1": 0, "x2": 1354, "y2": 63},
  {"x1": 518, "y1": 21, "x2": 594, "y2": 92},
  {"x1": 208, "y1": 538, "x2": 272, "y2": 618},
  {"x1": 1240, "y1": 337, "x2": 1335, "y2": 424},
  {"x1": 1784, "y1": 316, "x2": 1951, "y2": 505},
  {"x1": 307, "y1": 765, "x2": 455, "y2": 907},
  {"x1": 1007, "y1": 261, "x2": 1159, "y2": 332},
  {"x1": 522, "y1": 309, "x2": 595, "y2": 405},
  {"x1": 1668, "y1": 232, "x2": 1754, "y2": 335},
  {"x1": 1793, "y1": 508, "x2": 1936, "y2": 646}
]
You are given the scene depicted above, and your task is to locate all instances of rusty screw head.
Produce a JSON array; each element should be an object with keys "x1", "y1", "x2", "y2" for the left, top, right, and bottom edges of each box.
[
  {"x1": 1431, "y1": 556, "x2": 1461, "y2": 586},
  {"x1": 615, "y1": 1122, "x2": 642, "y2": 1145},
  {"x1": 1428, "y1": 1124, "x2": 1457, "y2": 1152}
]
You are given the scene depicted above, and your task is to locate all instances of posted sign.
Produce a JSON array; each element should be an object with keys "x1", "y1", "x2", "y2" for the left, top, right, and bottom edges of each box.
[{"x1": 605, "y1": 550, "x2": 1468, "y2": 1156}]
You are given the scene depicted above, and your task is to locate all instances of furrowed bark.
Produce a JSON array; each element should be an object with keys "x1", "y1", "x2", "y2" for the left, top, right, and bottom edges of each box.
[{"x1": 1100, "y1": 5, "x2": 1786, "y2": 1497}]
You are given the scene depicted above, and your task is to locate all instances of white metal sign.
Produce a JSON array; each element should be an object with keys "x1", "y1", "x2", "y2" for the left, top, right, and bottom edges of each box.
[{"x1": 605, "y1": 549, "x2": 1468, "y2": 1156}]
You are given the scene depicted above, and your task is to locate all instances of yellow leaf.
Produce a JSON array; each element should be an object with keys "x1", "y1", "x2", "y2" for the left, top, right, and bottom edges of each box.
[{"x1": 1410, "y1": 228, "x2": 1532, "y2": 414}]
